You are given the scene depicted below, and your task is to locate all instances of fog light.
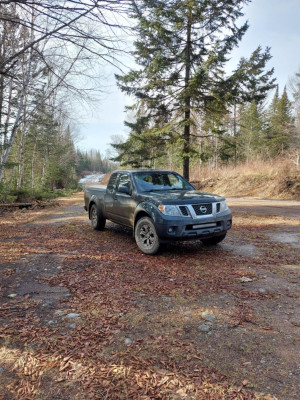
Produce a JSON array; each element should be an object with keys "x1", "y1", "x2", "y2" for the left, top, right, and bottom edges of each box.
[{"x1": 168, "y1": 227, "x2": 173, "y2": 233}]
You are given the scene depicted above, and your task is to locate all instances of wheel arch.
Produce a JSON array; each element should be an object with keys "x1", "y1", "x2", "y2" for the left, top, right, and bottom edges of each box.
[
  {"x1": 134, "y1": 211, "x2": 150, "y2": 235},
  {"x1": 88, "y1": 194, "x2": 103, "y2": 219},
  {"x1": 88, "y1": 201, "x2": 96, "y2": 219},
  {"x1": 134, "y1": 215, "x2": 160, "y2": 255},
  {"x1": 133, "y1": 202, "x2": 162, "y2": 236}
]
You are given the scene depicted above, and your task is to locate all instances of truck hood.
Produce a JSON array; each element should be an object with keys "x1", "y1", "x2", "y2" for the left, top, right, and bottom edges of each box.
[{"x1": 141, "y1": 190, "x2": 224, "y2": 205}]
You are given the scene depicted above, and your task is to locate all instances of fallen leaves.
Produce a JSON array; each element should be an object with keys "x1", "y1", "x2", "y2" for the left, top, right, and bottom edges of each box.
[{"x1": 1, "y1": 197, "x2": 299, "y2": 399}]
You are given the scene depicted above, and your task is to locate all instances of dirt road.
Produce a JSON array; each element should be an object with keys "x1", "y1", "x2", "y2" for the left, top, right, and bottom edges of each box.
[
  {"x1": 0, "y1": 193, "x2": 299, "y2": 399},
  {"x1": 228, "y1": 197, "x2": 300, "y2": 220}
]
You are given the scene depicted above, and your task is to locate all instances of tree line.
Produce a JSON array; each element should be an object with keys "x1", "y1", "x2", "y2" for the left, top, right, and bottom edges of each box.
[
  {"x1": 0, "y1": 0, "x2": 299, "y2": 202},
  {"x1": 0, "y1": 0, "x2": 128, "y2": 200},
  {"x1": 77, "y1": 149, "x2": 117, "y2": 176},
  {"x1": 112, "y1": 0, "x2": 299, "y2": 178},
  {"x1": 113, "y1": 85, "x2": 298, "y2": 173}
]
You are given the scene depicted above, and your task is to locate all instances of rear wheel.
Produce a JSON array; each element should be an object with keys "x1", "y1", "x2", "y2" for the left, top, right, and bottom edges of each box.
[
  {"x1": 201, "y1": 233, "x2": 226, "y2": 246},
  {"x1": 135, "y1": 217, "x2": 160, "y2": 255},
  {"x1": 90, "y1": 204, "x2": 106, "y2": 230}
]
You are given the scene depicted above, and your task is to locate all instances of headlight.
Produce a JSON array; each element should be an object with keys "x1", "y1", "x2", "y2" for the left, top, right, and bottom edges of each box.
[
  {"x1": 158, "y1": 204, "x2": 181, "y2": 216},
  {"x1": 219, "y1": 200, "x2": 228, "y2": 212}
]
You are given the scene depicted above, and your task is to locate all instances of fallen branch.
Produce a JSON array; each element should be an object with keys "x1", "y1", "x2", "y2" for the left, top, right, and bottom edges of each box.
[{"x1": 0, "y1": 202, "x2": 34, "y2": 209}]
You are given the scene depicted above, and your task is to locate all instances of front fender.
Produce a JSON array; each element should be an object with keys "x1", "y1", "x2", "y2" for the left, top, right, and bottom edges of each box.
[{"x1": 133, "y1": 201, "x2": 164, "y2": 226}]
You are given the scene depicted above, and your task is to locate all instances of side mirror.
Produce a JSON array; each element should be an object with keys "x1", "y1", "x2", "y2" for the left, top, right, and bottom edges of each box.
[{"x1": 118, "y1": 185, "x2": 131, "y2": 195}]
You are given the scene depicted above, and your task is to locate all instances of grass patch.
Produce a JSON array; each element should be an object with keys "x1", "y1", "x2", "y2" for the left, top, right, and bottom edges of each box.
[
  {"x1": 190, "y1": 158, "x2": 300, "y2": 200},
  {"x1": 0, "y1": 186, "x2": 82, "y2": 203}
]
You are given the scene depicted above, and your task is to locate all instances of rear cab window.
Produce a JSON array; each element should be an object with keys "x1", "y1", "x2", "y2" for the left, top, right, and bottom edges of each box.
[
  {"x1": 107, "y1": 173, "x2": 118, "y2": 193},
  {"x1": 116, "y1": 173, "x2": 132, "y2": 193}
]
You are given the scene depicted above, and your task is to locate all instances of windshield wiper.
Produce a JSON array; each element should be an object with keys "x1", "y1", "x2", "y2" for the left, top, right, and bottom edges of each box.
[
  {"x1": 143, "y1": 187, "x2": 187, "y2": 192},
  {"x1": 146, "y1": 188, "x2": 186, "y2": 192},
  {"x1": 144, "y1": 189, "x2": 164, "y2": 192}
]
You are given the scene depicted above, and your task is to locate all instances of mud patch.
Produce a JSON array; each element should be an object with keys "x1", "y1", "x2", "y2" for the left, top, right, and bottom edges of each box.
[
  {"x1": 222, "y1": 243, "x2": 259, "y2": 257},
  {"x1": 238, "y1": 271, "x2": 300, "y2": 297},
  {"x1": 29, "y1": 203, "x2": 86, "y2": 226},
  {"x1": 0, "y1": 254, "x2": 70, "y2": 305}
]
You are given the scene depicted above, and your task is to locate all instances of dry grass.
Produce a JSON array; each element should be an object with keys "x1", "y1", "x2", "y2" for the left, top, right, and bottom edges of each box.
[
  {"x1": 191, "y1": 158, "x2": 299, "y2": 181},
  {"x1": 190, "y1": 158, "x2": 300, "y2": 200},
  {"x1": 101, "y1": 172, "x2": 112, "y2": 185}
]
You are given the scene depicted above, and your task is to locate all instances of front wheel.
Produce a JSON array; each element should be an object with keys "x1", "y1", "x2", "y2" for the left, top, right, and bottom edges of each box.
[
  {"x1": 90, "y1": 204, "x2": 106, "y2": 231},
  {"x1": 135, "y1": 217, "x2": 160, "y2": 255},
  {"x1": 201, "y1": 233, "x2": 226, "y2": 246}
]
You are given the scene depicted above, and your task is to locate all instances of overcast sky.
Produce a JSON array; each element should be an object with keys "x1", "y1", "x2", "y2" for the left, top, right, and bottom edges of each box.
[{"x1": 77, "y1": 0, "x2": 300, "y2": 155}]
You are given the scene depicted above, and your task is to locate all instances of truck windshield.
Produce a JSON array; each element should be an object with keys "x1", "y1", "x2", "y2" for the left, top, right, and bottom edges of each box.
[{"x1": 133, "y1": 172, "x2": 193, "y2": 192}]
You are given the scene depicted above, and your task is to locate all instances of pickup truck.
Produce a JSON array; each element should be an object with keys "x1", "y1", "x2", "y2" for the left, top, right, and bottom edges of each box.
[{"x1": 84, "y1": 169, "x2": 232, "y2": 255}]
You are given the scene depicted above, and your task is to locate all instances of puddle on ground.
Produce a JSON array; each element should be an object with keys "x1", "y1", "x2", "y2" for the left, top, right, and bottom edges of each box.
[{"x1": 268, "y1": 233, "x2": 300, "y2": 248}]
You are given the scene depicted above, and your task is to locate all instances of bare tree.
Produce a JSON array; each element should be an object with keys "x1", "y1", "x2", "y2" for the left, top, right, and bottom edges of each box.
[
  {"x1": 0, "y1": 4, "x2": 37, "y2": 182},
  {"x1": 0, "y1": 1, "x2": 131, "y2": 76},
  {"x1": 0, "y1": 0, "x2": 131, "y2": 184},
  {"x1": 288, "y1": 70, "x2": 300, "y2": 168}
]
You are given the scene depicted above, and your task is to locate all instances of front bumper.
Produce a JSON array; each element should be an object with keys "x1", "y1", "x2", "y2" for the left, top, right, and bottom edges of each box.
[{"x1": 155, "y1": 211, "x2": 232, "y2": 241}]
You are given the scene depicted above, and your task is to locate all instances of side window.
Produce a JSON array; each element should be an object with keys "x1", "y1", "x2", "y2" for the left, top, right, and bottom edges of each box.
[
  {"x1": 117, "y1": 173, "x2": 132, "y2": 193},
  {"x1": 107, "y1": 173, "x2": 118, "y2": 193}
]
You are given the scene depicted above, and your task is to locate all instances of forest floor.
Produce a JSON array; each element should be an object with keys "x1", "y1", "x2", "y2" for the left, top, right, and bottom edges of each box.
[{"x1": 0, "y1": 193, "x2": 300, "y2": 399}]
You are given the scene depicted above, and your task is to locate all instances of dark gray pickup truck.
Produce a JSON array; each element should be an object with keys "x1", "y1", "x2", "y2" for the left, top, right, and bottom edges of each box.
[{"x1": 84, "y1": 169, "x2": 232, "y2": 255}]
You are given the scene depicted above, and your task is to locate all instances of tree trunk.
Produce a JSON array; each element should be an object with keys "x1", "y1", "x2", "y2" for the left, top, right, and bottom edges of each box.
[
  {"x1": 31, "y1": 138, "x2": 37, "y2": 189},
  {"x1": 0, "y1": 77, "x2": 13, "y2": 166},
  {"x1": 0, "y1": 87, "x2": 27, "y2": 182},
  {"x1": 0, "y1": 41, "x2": 34, "y2": 183},
  {"x1": 233, "y1": 104, "x2": 237, "y2": 166},
  {"x1": 183, "y1": 12, "x2": 192, "y2": 181},
  {"x1": 0, "y1": 74, "x2": 3, "y2": 160},
  {"x1": 4, "y1": 79, "x2": 13, "y2": 150},
  {"x1": 17, "y1": 127, "x2": 25, "y2": 189}
]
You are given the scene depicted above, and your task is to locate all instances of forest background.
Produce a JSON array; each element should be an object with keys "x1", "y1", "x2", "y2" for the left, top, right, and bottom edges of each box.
[{"x1": 0, "y1": 0, "x2": 299, "y2": 203}]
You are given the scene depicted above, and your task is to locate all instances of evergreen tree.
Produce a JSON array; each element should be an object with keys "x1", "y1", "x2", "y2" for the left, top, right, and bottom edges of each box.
[
  {"x1": 267, "y1": 87, "x2": 295, "y2": 156},
  {"x1": 237, "y1": 101, "x2": 265, "y2": 161},
  {"x1": 289, "y1": 70, "x2": 300, "y2": 165},
  {"x1": 112, "y1": 105, "x2": 169, "y2": 168},
  {"x1": 116, "y1": 0, "x2": 275, "y2": 179},
  {"x1": 269, "y1": 85, "x2": 279, "y2": 115}
]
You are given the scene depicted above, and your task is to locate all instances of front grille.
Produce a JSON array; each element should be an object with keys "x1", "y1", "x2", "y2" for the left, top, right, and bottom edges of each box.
[
  {"x1": 179, "y1": 206, "x2": 189, "y2": 216},
  {"x1": 192, "y1": 203, "x2": 212, "y2": 216}
]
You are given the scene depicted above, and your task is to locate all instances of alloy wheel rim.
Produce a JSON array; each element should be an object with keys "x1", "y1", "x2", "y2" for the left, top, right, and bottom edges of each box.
[
  {"x1": 91, "y1": 209, "x2": 97, "y2": 225},
  {"x1": 140, "y1": 224, "x2": 155, "y2": 248}
]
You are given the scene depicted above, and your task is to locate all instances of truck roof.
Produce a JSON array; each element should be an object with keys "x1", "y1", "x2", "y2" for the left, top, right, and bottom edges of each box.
[{"x1": 112, "y1": 169, "x2": 177, "y2": 174}]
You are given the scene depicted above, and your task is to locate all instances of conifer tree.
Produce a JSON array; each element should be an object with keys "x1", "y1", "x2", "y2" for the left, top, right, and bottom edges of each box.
[
  {"x1": 290, "y1": 70, "x2": 300, "y2": 166},
  {"x1": 116, "y1": 0, "x2": 275, "y2": 179},
  {"x1": 269, "y1": 86, "x2": 279, "y2": 115},
  {"x1": 267, "y1": 87, "x2": 295, "y2": 156},
  {"x1": 237, "y1": 100, "x2": 265, "y2": 161}
]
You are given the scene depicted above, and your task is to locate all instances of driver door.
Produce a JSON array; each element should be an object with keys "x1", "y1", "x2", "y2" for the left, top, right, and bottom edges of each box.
[{"x1": 112, "y1": 173, "x2": 136, "y2": 227}]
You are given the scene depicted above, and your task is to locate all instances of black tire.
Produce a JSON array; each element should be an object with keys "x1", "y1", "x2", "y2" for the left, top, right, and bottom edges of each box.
[
  {"x1": 201, "y1": 233, "x2": 226, "y2": 246},
  {"x1": 90, "y1": 204, "x2": 106, "y2": 231},
  {"x1": 135, "y1": 217, "x2": 160, "y2": 255}
]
